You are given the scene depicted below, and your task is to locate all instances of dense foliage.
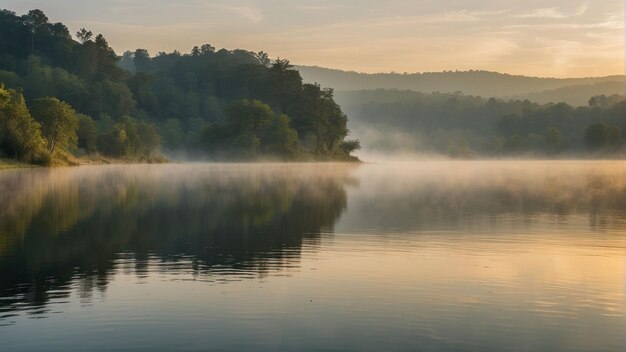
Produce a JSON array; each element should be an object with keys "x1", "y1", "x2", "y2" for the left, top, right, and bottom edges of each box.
[
  {"x1": 338, "y1": 90, "x2": 626, "y2": 157},
  {"x1": 0, "y1": 85, "x2": 48, "y2": 163},
  {"x1": 0, "y1": 9, "x2": 359, "y2": 164}
]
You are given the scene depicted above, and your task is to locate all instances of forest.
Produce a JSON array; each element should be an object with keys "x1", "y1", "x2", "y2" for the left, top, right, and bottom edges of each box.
[
  {"x1": 0, "y1": 9, "x2": 360, "y2": 165},
  {"x1": 337, "y1": 90, "x2": 626, "y2": 157},
  {"x1": 2, "y1": 8, "x2": 625, "y2": 164}
]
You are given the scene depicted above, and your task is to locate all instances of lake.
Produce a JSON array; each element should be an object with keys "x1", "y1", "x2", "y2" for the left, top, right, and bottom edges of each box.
[{"x1": 1, "y1": 161, "x2": 625, "y2": 351}]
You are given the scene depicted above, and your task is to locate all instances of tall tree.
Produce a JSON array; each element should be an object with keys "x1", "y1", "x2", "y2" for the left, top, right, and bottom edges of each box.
[
  {"x1": 30, "y1": 97, "x2": 79, "y2": 154},
  {"x1": 200, "y1": 44, "x2": 215, "y2": 55},
  {"x1": 77, "y1": 114, "x2": 97, "y2": 153},
  {"x1": 22, "y1": 9, "x2": 48, "y2": 52},
  {"x1": 133, "y1": 49, "x2": 151, "y2": 72},
  {"x1": 0, "y1": 86, "x2": 48, "y2": 162},
  {"x1": 268, "y1": 59, "x2": 303, "y2": 114},
  {"x1": 585, "y1": 123, "x2": 623, "y2": 152},
  {"x1": 76, "y1": 28, "x2": 93, "y2": 43},
  {"x1": 225, "y1": 99, "x2": 275, "y2": 135}
]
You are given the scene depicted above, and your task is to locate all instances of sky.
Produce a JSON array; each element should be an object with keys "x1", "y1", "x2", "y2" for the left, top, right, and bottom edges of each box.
[{"x1": 3, "y1": 0, "x2": 624, "y2": 77}]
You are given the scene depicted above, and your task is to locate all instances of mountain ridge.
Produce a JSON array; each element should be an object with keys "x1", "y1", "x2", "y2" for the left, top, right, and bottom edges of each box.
[{"x1": 296, "y1": 65, "x2": 625, "y2": 101}]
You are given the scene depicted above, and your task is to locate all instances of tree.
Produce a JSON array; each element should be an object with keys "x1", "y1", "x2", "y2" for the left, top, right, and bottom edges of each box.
[
  {"x1": 225, "y1": 99, "x2": 274, "y2": 134},
  {"x1": 77, "y1": 114, "x2": 97, "y2": 154},
  {"x1": 585, "y1": 123, "x2": 623, "y2": 152},
  {"x1": 318, "y1": 88, "x2": 349, "y2": 154},
  {"x1": 159, "y1": 118, "x2": 184, "y2": 149},
  {"x1": 98, "y1": 116, "x2": 160, "y2": 158},
  {"x1": 22, "y1": 9, "x2": 48, "y2": 52},
  {"x1": 89, "y1": 79, "x2": 137, "y2": 117},
  {"x1": 208, "y1": 99, "x2": 304, "y2": 158},
  {"x1": 76, "y1": 28, "x2": 93, "y2": 43},
  {"x1": 133, "y1": 49, "x2": 151, "y2": 72},
  {"x1": 119, "y1": 51, "x2": 135, "y2": 72},
  {"x1": 545, "y1": 127, "x2": 563, "y2": 152},
  {"x1": 232, "y1": 129, "x2": 261, "y2": 157},
  {"x1": 0, "y1": 86, "x2": 49, "y2": 163},
  {"x1": 221, "y1": 100, "x2": 275, "y2": 156},
  {"x1": 30, "y1": 97, "x2": 79, "y2": 154},
  {"x1": 289, "y1": 84, "x2": 348, "y2": 154},
  {"x1": 98, "y1": 123, "x2": 128, "y2": 157},
  {"x1": 135, "y1": 121, "x2": 161, "y2": 156},
  {"x1": 23, "y1": 9, "x2": 48, "y2": 30},
  {"x1": 254, "y1": 51, "x2": 271, "y2": 66},
  {"x1": 340, "y1": 139, "x2": 361, "y2": 156},
  {"x1": 0, "y1": 84, "x2": 10, "y2": 108},
  {"x1": 268, "y1": 59, "x2": 303, "y2": 113},
  {"x1": 94, "y1": 34, "x2": 122, "y2": 79},
  {"x1": 23, "y1": 58, "x2": 89, "y2": 109},
  {"x1": 200, "y1": 44, "x2": 215, "y2": 55},
  {"x1": 262, "y1": 114, "x2": 299, "y2": 156}
]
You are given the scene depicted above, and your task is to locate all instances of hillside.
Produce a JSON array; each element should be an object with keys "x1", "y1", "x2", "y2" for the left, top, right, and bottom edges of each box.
[
  {"x1": 512, "y1": 81, "x2": 625, "y2": 106},
  {"x1": 297, "y1": 65, "x2": 624, "y2": 104}
]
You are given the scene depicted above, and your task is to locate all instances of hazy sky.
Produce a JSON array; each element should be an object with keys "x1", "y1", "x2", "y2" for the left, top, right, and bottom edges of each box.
[{"x1": 4, "y1": 0, "x2": 624, "y2": 77}]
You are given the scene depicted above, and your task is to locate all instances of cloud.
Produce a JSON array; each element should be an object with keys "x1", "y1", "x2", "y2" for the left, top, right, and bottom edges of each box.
[
  {"x1": 4, "y1": 0, "x2": 622, "y2": 77},
  {"x1": 226, "y1": 6, "x2": 264, "y2": 24},
  {"x1": 292, "y1": 5, "x2": 338, "y2": 11},
  {"x1": 514, "y1": 3, "x2": 588, "y2": 19},
  {"x1": 417, "y1": 10, "x2": 508, "y2": 23}
]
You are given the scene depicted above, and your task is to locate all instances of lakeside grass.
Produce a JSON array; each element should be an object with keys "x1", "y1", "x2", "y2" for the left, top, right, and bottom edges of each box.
[
  {"x1": 0, "y1": 158, "x2": 38, "y2": 170},
  {"x1": 0, "y1": 152, "x2": 358, "y2": 170}
]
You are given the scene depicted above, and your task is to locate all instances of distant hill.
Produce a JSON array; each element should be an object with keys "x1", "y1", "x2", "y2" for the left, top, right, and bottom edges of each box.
[
  {"x1": 296, "y1": 66, "x2": 625, "y2": 105},
  {"x1": 512, "y1": 81, "x2": 625, "y2": 106}
]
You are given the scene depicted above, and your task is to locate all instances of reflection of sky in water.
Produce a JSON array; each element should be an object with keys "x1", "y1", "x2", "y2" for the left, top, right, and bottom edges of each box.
[{"x1": 1, "y1": 161, "x2": 626, "y2": 351}]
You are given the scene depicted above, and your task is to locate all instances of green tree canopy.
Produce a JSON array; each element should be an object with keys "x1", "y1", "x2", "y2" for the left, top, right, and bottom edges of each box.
[
  {"x1": 98, "y1": 116, "x2": 160, "y2": 158},
  {"x1": 30, "y1": 97, "x2": 79, "y2": 154},
  {"x1": 77, "y1": 113, "x2": 97, "y2": 154},
  {"x1": 0, "y1": 85, "x2": 48, "y2": 163},
  {"x1": 225, "y1": 99, "x2": 275, "y2": 134},
  {"x1": 0, "y1": 8, "x2": 357, "y2": 162},
  {"x1": 585, "y1": 123, "x2": 623, "y2": 152}
]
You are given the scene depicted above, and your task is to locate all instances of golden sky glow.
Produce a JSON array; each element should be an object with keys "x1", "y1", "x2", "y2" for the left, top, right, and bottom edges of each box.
[{"x1": 4, "y1": 0, "x2": 625, "y2": 77}]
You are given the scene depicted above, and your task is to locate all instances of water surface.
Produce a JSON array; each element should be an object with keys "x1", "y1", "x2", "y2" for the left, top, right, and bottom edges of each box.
[{"x1": 1, "y1": 161, "x2": 625, "y2": 351}]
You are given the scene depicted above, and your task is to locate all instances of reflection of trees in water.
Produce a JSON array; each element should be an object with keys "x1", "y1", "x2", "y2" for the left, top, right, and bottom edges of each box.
[
  {"x1": 0, "y1": 164, "x2": 353, "y2": 315},
  {"x1": 3, "y1": 162, "x2": 626, "y2": 317}
]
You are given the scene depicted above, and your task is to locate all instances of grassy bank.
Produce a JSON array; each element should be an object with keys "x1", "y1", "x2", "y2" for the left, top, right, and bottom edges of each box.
[
  {"x1": 0, "y1": 152, "x2": 358, "y2": 170},
  {"x1": 0, "y1": 158, "x2": 39, "y2": 170},
  {"x1": 0, "y1": 153, "x2": 169, "y2": 170}
]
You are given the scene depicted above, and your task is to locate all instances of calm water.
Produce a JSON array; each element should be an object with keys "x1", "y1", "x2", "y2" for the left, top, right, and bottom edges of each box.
[{"x1": 1, "y1": 161, "x2": 626, "y2": 351}]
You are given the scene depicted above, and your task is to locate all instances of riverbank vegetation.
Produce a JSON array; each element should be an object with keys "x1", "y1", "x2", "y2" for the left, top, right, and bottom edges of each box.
[{"x1": 0, "y1": 9, "x2": 360, "y2": 166}]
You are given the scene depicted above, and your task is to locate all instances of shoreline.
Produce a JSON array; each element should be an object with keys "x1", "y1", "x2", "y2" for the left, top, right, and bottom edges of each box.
[
  {"x1": 0, "y1": 155, "x2": 362, "y2": 170},
  {"x1": 3, "y1": 157, "x2": 626, "y2": 171}
]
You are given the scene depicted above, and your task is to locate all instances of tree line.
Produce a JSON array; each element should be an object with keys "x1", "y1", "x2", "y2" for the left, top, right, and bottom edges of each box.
[
  {"x1": 0, "y1": 9, "x2": 360, "y2": 164},
  {"x1": 338, "y1": 89, "x2": 626, "y2": 157},
  {"x1": 1, "y1": 84, "x2": 161, "y2": 165}
]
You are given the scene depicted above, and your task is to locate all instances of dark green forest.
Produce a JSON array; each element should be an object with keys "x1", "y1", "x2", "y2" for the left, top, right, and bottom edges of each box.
[
  {"x1": 337, "y1": 90, "x2": 626, "y2": 157},
  {"x1": 0, "y1": 9, "x2": 360, "y2": 165}
]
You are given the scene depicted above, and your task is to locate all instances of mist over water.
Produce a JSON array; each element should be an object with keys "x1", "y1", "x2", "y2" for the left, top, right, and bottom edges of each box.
[{"x1": 1, "y1": 161, "x2": 626, "y2": 351}]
